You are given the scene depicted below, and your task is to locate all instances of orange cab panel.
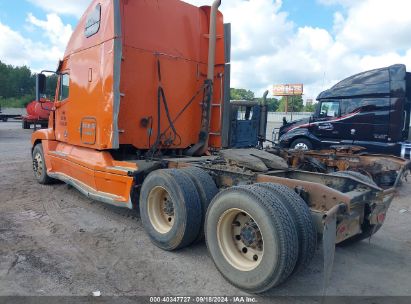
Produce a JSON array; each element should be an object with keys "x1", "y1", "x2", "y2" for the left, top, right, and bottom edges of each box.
[
  {"x1": 31, "y1": 0, "x2": 226, "y2": 209},
  {"x1": 52, "y1": 0, "x2": 121, "y2": 150},
  {"x1": 118, "y1": 0, "x2": 226, "y2": 150},
  {"x1": 44, "y1": 142, "x2": 134, "y2": 205}
]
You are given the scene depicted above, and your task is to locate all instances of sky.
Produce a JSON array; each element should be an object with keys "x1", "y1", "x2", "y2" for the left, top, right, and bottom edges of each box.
[{"x1": 1, "y1": 0, "x2": 411, "y2": 102}]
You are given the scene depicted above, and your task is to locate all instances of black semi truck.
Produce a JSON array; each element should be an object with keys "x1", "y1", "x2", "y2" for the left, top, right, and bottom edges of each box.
[{"x1": 278, "y1": 64, "x2": 411, "y2": 159}]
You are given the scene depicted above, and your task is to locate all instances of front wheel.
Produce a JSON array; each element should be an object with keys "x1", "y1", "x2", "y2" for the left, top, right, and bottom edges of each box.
[
  {"x1": 290, "y1": 138, "x2": 313, "y2": 150},
  {"x1": 32, "y1": 144, "x2": 53, "y2": 184}
]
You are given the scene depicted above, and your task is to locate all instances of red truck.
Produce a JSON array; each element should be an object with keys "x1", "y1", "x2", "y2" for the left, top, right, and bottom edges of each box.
[{"x1": 22, "y1": 99, "x2": 53, "y2": 129}]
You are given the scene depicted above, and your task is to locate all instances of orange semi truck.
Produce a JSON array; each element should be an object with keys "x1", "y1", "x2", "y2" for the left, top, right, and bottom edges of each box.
[{"x1": 32, "y1": 0, "x2": 410, "y2": 293}]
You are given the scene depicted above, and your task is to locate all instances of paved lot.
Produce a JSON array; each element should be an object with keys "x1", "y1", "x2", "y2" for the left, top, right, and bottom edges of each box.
[{"x1": 0, "y1": 121, "x2": 410, "y2": 297}]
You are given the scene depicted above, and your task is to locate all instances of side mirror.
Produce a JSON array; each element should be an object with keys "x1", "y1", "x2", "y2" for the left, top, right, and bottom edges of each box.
[{"x1": 36, "y1": 74, "x2": 47, "y2": 102}]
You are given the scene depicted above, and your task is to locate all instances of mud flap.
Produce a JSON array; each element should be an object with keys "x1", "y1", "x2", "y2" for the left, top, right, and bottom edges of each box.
[
  {"x1": 369, "y1": 224, "x2": 380, "y2": 243},
  {"x1": 322, "y1": 212, "x2": 336, "y2": 295},
  {"x1": 322, "y1": 204, "x2": 345, "y2": 295}
]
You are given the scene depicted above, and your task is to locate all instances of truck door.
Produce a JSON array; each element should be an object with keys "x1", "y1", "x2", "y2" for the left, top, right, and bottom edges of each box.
[
  {"x1": 341, "y1": 98, "x2": 390, "y2": 149},
  {"x1": 311, "y1": 100, "x2": 344, "y2": 145},
  {"x1": 54, "y1": 73, "x2": 70, "y2": 143}
]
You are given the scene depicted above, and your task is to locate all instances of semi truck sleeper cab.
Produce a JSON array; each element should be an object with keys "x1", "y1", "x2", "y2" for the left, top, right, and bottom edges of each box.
[
  {"x1": 278, "y1": 64, "x2": 411, "y2": 159},
  {"x1": 30, "y1": 0, "x2": 411, "y2": 294}
]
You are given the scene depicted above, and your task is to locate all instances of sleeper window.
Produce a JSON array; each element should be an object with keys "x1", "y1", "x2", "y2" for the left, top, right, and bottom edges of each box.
[{"x1": 85, "y1": 4, "x2": 101, "y2": 38}]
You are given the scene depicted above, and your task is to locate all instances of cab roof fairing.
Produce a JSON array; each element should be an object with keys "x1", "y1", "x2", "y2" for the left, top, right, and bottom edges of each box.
[
  {"x1": 317, "y1": 64, "x2": 407, "y2": 101},
  {"x1": 63, "y1": 0, "x2": 117, "y2": 60}
]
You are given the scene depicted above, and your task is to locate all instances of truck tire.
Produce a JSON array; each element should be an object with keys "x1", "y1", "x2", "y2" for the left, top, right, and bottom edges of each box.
[
  {"x1": 180, "y1": 167, "x2": 218, "y2": 243},
  {"x1": 256, "y1": 183, "x2": 317, "y2": 274},
  {"x1": 139, "y1": 169, "x2": 202, "y2": 251},
  {"x1": 32, "y1": 143, "x2": 53, "y2": 184},
  {"x1": 331, "y1": 171, "x2": 382, "y2": 246},
  {"x1": 205, "y1": 185, "x2": 298, "y2": 293},
  {"x1": 290, "y1": 138, "x2": 313, "y2": 150}
]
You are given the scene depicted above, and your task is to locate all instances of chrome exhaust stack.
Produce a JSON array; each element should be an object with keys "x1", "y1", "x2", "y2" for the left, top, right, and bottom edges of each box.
[
  {"x1": 258, "y1": 90, "x2": 269, "y2": 147},
  {"x1": 207, "y1": 0, "x2": 222, "y2": 80},
  {"x1": 187, "y1": 0, "x2": 222, "y2": 156}
]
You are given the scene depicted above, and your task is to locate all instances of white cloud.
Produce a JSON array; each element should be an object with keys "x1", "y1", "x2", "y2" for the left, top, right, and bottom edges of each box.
[
  {"x1": 0, "y1": 21, "x2": 52, "y2": 68},
  {"x1": 2, "y1": 0, "x2": 411, "y2": 103},
  {"x1": 316, "y1": 0, "x2": 356, "y2": 7},
  {"x1": 0, "y1": 22, "x2": 35, "y2": 67},
  {"x1": 27, "y1": 13, "x2": 73, "y2": 47},
  {"x1": 335, "y1": 0, "x2": 411, "y2": 52},
  {"x1": 184, "y1": 0, "x2": 411, "y2": 101},
  {"x1": 26, "y1": 0, "x2": 89, "y2": 18},
  {"x1": 0, "y1": 13, "x2": 73, "y2": 71}
]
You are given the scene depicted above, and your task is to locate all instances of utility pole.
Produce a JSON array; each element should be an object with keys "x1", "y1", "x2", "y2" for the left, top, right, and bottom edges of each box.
[
  {"x1": 290, "y1": 88, "x2": 294, "y2": 121},
  {"x1": 285, "y1": 96, "x2": 288, "y2": 115}
]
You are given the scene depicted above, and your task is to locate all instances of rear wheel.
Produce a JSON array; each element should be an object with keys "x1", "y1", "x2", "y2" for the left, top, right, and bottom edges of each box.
[
  {"x1": 290, "y1": 138, "x2": 313, "y2": 150},
  {"x1": 205, "y1": 185, "x2": 298, "y2": 293},
  {"x1": 32, "y1": 143, "x2": 53, "y2": 184},
  {"x1": 332, "y1": 171, "x2": 383, "y2": 245},
  {"x1": 139, "y1": 169, "x2": 202, "y2": 251},
  {"x1": 256, "y1": 183, "x2": 317, "y2": 274},
  {"x1": 180, "y1": 167, "x2": 218, "y2": 242}
]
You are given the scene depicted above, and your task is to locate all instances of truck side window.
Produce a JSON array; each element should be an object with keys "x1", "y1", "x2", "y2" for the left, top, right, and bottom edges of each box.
[
  {"x1": 319, "y1": 101, "x2": 340, "y2": 118},
  {"x1": 341, "y1": 98, "x2": 390, "y2": 115},
  {"x1": 341, "y1": 99, "x2": 360, "y2": 114},
  {"x1": 85, "y1": 4, "x2": 101, "y2": 38},
  {"x1": 59, "y1": 74, "x2": 70, "y2": 101},
  {"x1": 237, "y1": 106, "x2": 253, "y2": 120}
]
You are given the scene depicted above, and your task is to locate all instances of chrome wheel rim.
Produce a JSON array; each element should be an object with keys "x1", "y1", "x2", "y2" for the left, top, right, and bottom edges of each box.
[
  {"x1": 217, "y1": 208, "x2": 264, "y2": 271},
  {"x1": 33, "y1": 152, "x2": 44, "y2": 178},
  {"x1": 294, "y1": 143, "x2": 309, "y2": 150},
  {"x1": 147, "y1": 186, "x2": 175, "y2": 234}
]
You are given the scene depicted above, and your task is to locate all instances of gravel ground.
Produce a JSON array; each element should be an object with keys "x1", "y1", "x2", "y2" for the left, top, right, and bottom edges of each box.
[{"x1": 0, "y1": 121, "x2": 410, "y2": 297}]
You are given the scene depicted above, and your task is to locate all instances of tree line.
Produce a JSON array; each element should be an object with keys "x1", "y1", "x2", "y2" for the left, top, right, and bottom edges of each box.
[
  {"x1": 230, "y1": 88, "x2": 316, "y2": 112},
  {"x1": 0, "y1": 60, "x2": 56, "y2": 108}
]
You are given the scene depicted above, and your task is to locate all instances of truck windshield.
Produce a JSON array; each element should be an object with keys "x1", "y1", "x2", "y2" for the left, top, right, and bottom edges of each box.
[{"x1": 319, "y1": 101, "x2": 340, "y2": 118}]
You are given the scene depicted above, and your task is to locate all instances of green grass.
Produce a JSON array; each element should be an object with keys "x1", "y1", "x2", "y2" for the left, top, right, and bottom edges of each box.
[{"x1": 0, "y1": 95, "x2": 34, "y2": 108}]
